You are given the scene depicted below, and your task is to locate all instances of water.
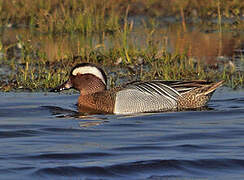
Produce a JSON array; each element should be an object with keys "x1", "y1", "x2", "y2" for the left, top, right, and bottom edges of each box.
[{"x1": 0, "y1": 87, "x2": 244, "y2": 179}]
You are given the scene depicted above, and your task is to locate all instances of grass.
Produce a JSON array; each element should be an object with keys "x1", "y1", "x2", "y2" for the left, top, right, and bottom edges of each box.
[
  {"x1": 0, "y1": 0, "x2": 243, "y2": 91},
  {"x1": 0, "y1": 0, "x2": 244, "y2": 33}
]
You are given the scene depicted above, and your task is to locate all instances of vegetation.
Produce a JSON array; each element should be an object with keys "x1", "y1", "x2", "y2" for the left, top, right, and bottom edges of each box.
[
  {"x1": 0, "y1": 0, "x2": 243, "y2": 33},
  {"x1": 0, "y1": 0, "x2": 243, "y2": 91}
]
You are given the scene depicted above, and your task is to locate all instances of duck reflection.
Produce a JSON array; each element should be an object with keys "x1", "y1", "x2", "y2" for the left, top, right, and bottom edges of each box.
[{"x1": 42, "y1": 105, "x2": 110, "y2": 127}]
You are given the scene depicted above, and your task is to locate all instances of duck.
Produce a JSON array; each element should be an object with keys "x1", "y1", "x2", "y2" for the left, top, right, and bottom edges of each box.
[{"x1": 50, "y1": 63, "x2": 223, "y2": 114}]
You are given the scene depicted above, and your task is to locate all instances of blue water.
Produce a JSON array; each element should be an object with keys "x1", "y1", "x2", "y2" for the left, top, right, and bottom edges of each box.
[{"x1": 0, "y1": 87, "x2": 244, "y2": 179}]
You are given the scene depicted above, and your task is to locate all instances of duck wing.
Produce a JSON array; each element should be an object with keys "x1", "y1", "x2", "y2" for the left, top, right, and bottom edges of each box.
[
  {"x1": 160, "y1": 80, "x2": 223, "y2": 95},
  {"x1": 125, "y1": 80, "x2": 182, "y2": 101}
]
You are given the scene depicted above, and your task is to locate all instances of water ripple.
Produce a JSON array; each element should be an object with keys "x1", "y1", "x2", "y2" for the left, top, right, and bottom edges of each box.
[
  {"x1": 0, "y1": 130, "x2": 42, "y2": 138},
  {"x1": 32, "y1": 158, "x2": 244, "y2": 179},
  {"x1": 0, "y1": 90, "x2": 244, "y2": 179},
  {"x1": 21, "y1": 152, "x2": 115, "y2": 160}
]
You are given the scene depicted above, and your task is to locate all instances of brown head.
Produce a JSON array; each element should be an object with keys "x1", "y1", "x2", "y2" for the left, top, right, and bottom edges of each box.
[{"x1": 50, "y1": 63, "x2": 107, "y2": 95}]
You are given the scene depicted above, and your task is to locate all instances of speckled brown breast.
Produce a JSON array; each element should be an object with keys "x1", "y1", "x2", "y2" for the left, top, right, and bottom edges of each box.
[{"x1": 78, "y1": 90, "x2": 117, "y2": 114}]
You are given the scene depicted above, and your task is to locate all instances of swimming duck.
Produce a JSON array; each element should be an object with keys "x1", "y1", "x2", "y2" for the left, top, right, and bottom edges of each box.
[{"x1": 51, "y1": 63, "x2": 223, "y2": 114}]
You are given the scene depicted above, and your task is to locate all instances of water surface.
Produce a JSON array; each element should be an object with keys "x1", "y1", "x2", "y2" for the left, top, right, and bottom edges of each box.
[{"x1": 0, "y1": 87, "x2": 244, "y2": 179}]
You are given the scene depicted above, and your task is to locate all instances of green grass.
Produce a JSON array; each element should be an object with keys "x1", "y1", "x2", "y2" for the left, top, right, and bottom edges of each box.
[{"x1": 0, "y1": 0, "x2": 244, "y2": 33}]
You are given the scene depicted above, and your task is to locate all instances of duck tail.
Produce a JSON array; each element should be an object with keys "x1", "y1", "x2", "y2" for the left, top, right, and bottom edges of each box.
[{"x1": 203, "y1": 80, "x2": 224, "y2": 96}]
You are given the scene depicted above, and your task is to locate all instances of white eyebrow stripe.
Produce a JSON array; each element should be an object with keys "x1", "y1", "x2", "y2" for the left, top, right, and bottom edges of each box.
[{"x1": 72, "y1": 66, "x2": 106, "y2": 85}]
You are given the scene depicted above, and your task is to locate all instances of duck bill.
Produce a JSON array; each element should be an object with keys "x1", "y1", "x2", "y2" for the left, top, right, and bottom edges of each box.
[{"x1": 50, "y1": 79, "x2": 72, "y2": 92}]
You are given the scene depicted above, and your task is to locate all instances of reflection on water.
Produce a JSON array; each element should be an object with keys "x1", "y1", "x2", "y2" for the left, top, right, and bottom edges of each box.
[
  {"x1": 43, "y1": 105, "x2": 110, "y2": 127},
  {"x1": 1, "y1": 23, "x2": 243, "y2": 69},
  {"x1": 170, "y1": 30, "x2": 238, "y2": 63},
  {"x1": 0, "y1": 88, "x2": 244, "y2": 179}
]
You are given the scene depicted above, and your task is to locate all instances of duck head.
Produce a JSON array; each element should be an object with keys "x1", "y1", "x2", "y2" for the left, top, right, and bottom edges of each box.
[{"x1": 50, "y1": 63, "x2": 107, "y2": 95}]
